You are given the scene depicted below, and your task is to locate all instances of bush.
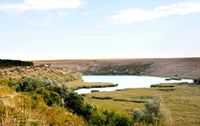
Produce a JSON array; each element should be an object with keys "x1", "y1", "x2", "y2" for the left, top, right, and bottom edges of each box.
[
  {"x1": 145, "y1": 97, "x2": 160, "y2": 117},
  {"x1": 132, "y1": 109, "x2": 143, "y2": 123},
  {"x1": 89, "y1": 111, "x2": 106, "y2": 125},
  {"x1": 64, "y1": 92, "x2": 94, "y2": 119},
  {"x1": 16, "y1": 77, "x2": 41, "y2": 92},
  {"x1": 90, "y1": 109, "x2": 131, "y2": 126},
  {"x1": 114, "y1": 114, "x2": 131, "y2": 126},
  {"x1": 17, "y1": 78, "x2": 93, "y2": 120},
  {"x1": 16, "y1": 77, "x2": 97, "y2": 124},
  {"x1": 46, "y1": 91, "x2": 62, "y2": 106},
  {"x1": 132, "y1": 96, "x2": 161, "y2": 125}
]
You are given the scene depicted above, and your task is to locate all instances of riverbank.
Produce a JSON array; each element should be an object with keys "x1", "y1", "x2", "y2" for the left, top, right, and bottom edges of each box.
[{"x1": 83, "y1": 83, "x2": 200, "y2": 126}]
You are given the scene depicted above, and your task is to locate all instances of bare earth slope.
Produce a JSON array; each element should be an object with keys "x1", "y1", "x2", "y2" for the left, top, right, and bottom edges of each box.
[{"x1": 34, "y1": 58, "x2": 200, "y2": 78}]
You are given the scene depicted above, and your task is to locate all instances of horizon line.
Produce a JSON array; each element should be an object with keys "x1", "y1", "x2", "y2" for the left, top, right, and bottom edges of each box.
[{"x1": 32, "y1": 56, "x2": 200, "y2": 62}]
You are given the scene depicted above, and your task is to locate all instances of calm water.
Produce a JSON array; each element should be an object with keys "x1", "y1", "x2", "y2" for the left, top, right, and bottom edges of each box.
[{"x1": 75, "y1": 75, "x2": 193, "y2": 94}]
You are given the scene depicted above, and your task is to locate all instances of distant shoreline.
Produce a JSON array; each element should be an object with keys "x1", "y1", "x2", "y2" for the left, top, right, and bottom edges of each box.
[{"x1": 34, "y1": 58, "x2": 200, "y2": 79}]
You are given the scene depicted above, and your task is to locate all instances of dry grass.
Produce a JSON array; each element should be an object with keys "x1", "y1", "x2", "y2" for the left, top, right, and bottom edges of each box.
[
  {"x1": 0, "y1": 86, "x2": 88, "y2": 126},
  {"x1": 0, "y1": 66, "x2": 82, "y2": 83},
  {"x1": 84, "y1": 83, "x2": 200, "y2": 126}
]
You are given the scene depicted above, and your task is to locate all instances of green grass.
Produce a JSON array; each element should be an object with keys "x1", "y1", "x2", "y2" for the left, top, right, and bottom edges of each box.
[
  {"x1": 84, "y1": 83, "x2": 200, "y2": 126},
  {"x1": 67, "y1": 80, "x2": 117, "y2": 90}
]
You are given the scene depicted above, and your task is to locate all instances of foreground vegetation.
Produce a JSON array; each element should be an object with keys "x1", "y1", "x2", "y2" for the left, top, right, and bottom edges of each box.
[
  {"x1": 0, "y1": 76, "x2": 133, "y2": 125},
  {"x1": 0, "y1": 66, "x2": 133, "y2": 126}
]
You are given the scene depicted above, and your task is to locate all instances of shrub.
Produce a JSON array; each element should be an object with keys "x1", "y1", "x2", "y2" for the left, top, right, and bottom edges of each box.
[
  {"x1": 132, "y1": 96, "x2": 161, "y2": 125},
  {"x1": 89, "y1": 111, "x2": 106, "y2": 125},
  {"x1": 90, "y1": 109, "x2": 131, "y2": 126},
  {"x1": 46, "y1": 91, "x2": 62, "y2": 106},
  {"x1": 113, "y1": 114, "x2": 131, "y2": 126},
  {"x1": 11, "y1": 77, "x2": 99, "y2": 121},
  {"x1": 16, "y1": 77, "x2": 41, "y2": 92},
  {"x1": 143, "y1": 97, "x2": 161, "y2": 124},
  {"x1": 132, "y1": 109, "x2": 143, "y2": 123},
  {"x1": 64, "y1": 92, "x2": 94, "y2": 119},
  {"x1": 145, "y1": 97, "x2": 160, "y2": 117}
]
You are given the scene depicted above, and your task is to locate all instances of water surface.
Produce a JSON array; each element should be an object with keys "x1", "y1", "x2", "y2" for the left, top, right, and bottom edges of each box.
[{"x1": 76, "y1": 75, "x2": 193, "y2": 94}]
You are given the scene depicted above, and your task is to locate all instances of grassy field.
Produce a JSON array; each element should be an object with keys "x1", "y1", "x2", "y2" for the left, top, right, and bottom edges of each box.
[
  {"x1": 84, "y1": 83, "x2": 200, "y2": 126},
  {"x1": 67, "y1": 80, "x2": 117, "y2": 90}
]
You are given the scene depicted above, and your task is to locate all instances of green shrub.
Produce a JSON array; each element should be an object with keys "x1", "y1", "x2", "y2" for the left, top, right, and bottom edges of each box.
[
  {"x1": 46, "y1": 91, "x2": 62, "y2": 106},
  {"x1": 90, "y1": 109, "x2": 131, "y2": 126},
  {"x1": 11, "y1": 77, "x2": 105, "y2": 122},
  {"x1": 132, "y1": 96, "x2": 161, "y2": 125},
  {"x1": 89, "y1": 111, "x2": 106, "y2": 125},
  {"x1": 64, "y1": 92, "x2": 94, "y2": 119},
  {"x1": 144, "y1": 97, "x2": 160, "y2": 117},
  {"x1": 132, "y1": 109, "x2": 143, "y2": 123},
  {"x1": 113, "y1": 114, "x2": 131, "y2": 126},
  {"x1": 16, "y1": 77, "x2": 41, "y2": 92}
]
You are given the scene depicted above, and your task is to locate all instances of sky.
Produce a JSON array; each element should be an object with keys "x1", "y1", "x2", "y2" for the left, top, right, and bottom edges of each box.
[{"x1": 0, "y1": 0, "x2": 200, "y2": 60}]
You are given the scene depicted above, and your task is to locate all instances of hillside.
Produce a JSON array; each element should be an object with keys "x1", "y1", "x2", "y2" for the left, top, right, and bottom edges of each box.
[
  {"x1": 0, "y1": 66, "x2": 132, "y2": 126},
  {"x1": 34, "y1": 58, "x2": 200, "y2": 78},
  {"x1": 0, "y1": 66, "x2": 82, "y2": 83}
]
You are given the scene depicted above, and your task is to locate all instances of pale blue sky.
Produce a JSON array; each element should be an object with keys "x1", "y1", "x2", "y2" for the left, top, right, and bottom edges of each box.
[{"x1": 0, "y1": 0, "x2": 200, "y2": 60}]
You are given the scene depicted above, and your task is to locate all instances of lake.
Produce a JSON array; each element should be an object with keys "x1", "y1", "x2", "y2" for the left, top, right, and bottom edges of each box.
[{"x1": 75, "y1": 75, "x2": 193, "y2": 94}]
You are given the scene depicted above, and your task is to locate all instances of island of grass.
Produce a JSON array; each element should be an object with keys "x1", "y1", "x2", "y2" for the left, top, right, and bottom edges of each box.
[{"x1": 67, "y1": 80, "x2": 118, "y2": 90}]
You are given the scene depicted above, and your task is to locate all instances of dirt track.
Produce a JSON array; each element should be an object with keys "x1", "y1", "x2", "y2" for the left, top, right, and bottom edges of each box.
[{"x1": 34, "y1": 58, "x2": 200, "y2": 78}]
